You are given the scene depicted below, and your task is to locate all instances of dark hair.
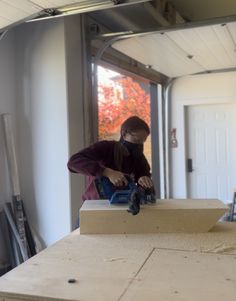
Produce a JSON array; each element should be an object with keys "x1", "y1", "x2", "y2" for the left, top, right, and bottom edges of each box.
[{"x1": 120, "y1": 116, "x2": 150, "y2": 135}]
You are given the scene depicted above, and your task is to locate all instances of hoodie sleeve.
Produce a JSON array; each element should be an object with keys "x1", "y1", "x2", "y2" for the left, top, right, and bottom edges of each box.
[
  {"x1": 67, "y1": 140, "x2": 114, "y2": 177},
  {"x1": 134, "y1": 154, "x2": 151, "y2": 181}
]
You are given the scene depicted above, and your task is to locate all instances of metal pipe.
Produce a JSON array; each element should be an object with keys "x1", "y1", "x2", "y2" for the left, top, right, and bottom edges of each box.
[
  {"x1": 0, "y1": 30, "x2": 8, "y2": 41},
  {"x1": 163, "y1": 78, "x2": 176, "y2": 199}
]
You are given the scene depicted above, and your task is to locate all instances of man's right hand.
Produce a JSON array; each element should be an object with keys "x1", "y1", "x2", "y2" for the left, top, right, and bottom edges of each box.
[{"x1": 102, "y1": 168, "x2": 128, "y2": 186}]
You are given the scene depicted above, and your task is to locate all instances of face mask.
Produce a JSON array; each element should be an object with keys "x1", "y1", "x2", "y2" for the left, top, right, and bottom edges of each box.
[{"x1": 122, "y1": 140, "x2": 144, "y2": 158}]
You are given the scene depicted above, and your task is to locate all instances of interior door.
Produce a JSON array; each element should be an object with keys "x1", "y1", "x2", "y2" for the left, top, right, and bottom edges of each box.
[{"x1": 186, "y1": 104, "x2": 236, "y2": 202}]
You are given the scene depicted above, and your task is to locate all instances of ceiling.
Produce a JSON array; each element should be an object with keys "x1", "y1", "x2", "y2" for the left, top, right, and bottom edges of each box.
[
  {"x1": 1, "y1": 0, "x2": 236, "y2": 33},
  {"x1": 1, "y1": 1, "x2": 236, "y2": 79},
  {"x1": 89, "y1": 0, "x2": 236, "y2": 32},
  {"x1": 0, "y1": 0, "x2": 83, "y2": 30},
  {"x1": 112, "y1": 21, "x2": 236, "y2": 77},
  {"x1": 0, "y1": 0, "x2": 149, "y2": 32},
  {"x1": 89, "y1": 1, "x2": 236, "y2": 78},
  {"x1": 170, "y1": 0, "x2": 236, "y2": 22}
]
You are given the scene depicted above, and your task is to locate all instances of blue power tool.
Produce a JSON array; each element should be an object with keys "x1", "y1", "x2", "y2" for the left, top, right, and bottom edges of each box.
[{"x1": 95, "y1": 176, "x2": 155, "y2": 215}]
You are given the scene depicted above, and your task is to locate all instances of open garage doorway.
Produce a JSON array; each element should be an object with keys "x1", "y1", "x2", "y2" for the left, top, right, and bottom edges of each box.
[{"x1": 97, "y1": 65, "x2": 152, "y2": 167}]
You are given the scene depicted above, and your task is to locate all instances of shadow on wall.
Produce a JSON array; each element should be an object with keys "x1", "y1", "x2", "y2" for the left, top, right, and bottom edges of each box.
[
  {"x1": 16, "y1": 23, "x2": 47, "y2": 250},
  {"x1": 16, "y1": 99, "x2": 45, "y2": 251}
]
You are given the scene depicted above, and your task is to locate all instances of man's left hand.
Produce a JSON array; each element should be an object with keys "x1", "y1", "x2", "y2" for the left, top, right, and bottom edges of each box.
[{"x1": 138, "y1": 176, "x2": 153, "y2": 188}]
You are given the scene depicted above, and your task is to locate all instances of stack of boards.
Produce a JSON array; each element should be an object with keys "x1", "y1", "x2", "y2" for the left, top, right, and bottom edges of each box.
[{"x1": 1, "y1": 114, "x2": 36, "y2": 269}]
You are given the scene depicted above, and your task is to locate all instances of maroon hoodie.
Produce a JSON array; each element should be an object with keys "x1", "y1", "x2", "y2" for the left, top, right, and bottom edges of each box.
[{"x1": 67, "y1": 140, "x2": 150, "y2": 201}]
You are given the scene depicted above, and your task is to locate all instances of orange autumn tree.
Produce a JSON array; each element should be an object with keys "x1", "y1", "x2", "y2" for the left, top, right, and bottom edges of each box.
[{"x1": 98, "y1": 76, "x2": 150, "y2": 139}]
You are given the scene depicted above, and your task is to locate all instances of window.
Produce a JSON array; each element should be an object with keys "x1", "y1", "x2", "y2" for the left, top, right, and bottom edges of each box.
[{"x1": 97, "y1": 65, "x2": 152, "y2": 166}]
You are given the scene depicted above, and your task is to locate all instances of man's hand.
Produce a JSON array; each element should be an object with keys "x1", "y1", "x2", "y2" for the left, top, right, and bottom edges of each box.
[
  {"x1": 138, "y1": 176, "x2": 153, "y2": 188},
  {"x1": 102, "y1": 168, "x2": 128, "y2": 186}
]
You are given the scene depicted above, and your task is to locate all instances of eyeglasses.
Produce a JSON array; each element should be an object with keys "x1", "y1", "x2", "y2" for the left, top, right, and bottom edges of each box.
[{"x1": 127, "y1": 131, "x2": 147, "y2": 144}]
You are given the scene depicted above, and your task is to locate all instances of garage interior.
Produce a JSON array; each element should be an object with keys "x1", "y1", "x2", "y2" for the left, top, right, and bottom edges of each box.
[{"x1": 0, "y1": 1, "x2": 236, "y2": 300}]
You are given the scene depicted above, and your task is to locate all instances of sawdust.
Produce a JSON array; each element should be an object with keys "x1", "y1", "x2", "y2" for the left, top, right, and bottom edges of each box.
[
  {"x1": 203, "y1": 243, "x2": 236, "y2": 254},
  {"x1": 104, "y1": 257, "x2": 125, "y2": 262}
]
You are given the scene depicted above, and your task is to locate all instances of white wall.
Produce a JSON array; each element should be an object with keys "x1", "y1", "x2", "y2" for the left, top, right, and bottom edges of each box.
[
  {"x1": 1, "y1": 16, "x2": 90, "y2": 260},
  {"x1": 170, "y1": 72, "x2": 236, "y2": 198},
  {"x1": 15, "y1": 19, "x2": 71, "y2": 246},
  {"x1": 64, "y1": 16, "x2": 89, "y2": 228},
  {"x1": 0, "y1": 31, "x2": 16, "y2": 205},
  {"x1": 0, "y1": 31, "x2": 17, "y2": 263}
]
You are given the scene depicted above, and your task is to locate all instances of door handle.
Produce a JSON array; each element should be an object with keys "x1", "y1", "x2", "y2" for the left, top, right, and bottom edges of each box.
[{"x1": 187, "y1": 158, "x2": 193, "y2": 172}]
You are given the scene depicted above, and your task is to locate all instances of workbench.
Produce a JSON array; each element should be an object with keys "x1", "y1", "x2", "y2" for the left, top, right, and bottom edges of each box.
[{"x1": 0, "y1": 222, "x2": 236, "y2": 301}]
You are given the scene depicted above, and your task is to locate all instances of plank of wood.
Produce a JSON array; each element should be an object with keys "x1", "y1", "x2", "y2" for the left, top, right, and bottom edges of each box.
[
  {"x1": 0, "y1": 222, "x2": 236, "y2": 301},
  {"x1": 80, "y1": 199, "x2": 228, "y2": 234},
  {"x1": 1, "y1": 114, "x2": 36, "y2": 259}
]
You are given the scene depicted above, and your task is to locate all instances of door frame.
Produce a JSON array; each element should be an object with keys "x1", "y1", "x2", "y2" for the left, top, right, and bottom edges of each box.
[{"x1": 96, "y1": 62, "x2": 163, "y2": 198}]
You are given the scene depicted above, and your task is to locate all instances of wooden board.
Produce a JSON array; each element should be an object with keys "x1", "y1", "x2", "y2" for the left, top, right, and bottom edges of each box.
[
  {"x1": 121, "y1": 249, "x2": 236, "y2": 301},
  {"x1": 0, "y1": 222, "x2": 236, "y2": 301},
  {"x1": 80, "y1": 199, "x2": 228, "y2": 234}
]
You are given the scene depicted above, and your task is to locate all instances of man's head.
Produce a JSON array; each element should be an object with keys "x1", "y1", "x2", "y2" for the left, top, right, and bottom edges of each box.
[{"x1": 120, "y1": 116, "x2": 150, "y2": 144}]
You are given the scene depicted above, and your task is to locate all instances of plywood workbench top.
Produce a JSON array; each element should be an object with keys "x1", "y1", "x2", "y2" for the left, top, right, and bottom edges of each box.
[{"x1": 0, "y1": 222, "x2": 236, "y2": 301}]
